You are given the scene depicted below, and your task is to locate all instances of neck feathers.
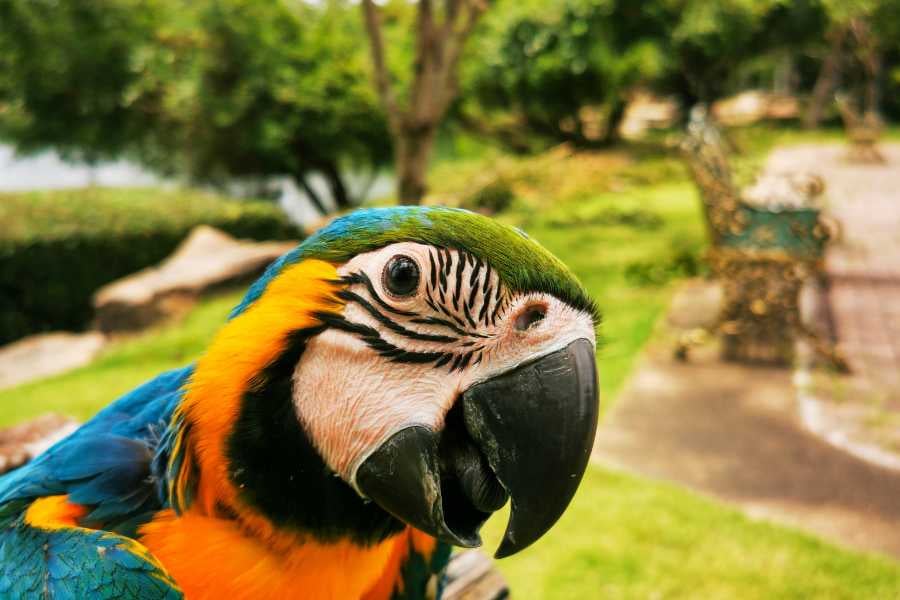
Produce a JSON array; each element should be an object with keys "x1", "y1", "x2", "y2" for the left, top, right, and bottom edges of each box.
[{"x1": 165, "y1": 259, "x2": 402, "y2": 545}]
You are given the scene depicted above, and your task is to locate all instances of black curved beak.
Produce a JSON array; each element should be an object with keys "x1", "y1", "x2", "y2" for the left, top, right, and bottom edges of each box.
[{"x1": 355, "y1": 338, "x2": 599, "y2": 557}]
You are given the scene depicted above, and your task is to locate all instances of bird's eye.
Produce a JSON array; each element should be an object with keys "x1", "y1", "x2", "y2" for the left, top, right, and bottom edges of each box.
[{"x1": 383, "y1": 255, "x2": 420, "y2": 297}]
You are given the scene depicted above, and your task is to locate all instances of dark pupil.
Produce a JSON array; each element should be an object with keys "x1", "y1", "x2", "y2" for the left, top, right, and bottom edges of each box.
[{"x1": 385, "y1": 256, "x2": 419, "y2": 296}]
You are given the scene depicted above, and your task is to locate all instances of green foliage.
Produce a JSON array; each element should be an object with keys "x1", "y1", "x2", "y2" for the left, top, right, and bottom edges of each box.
[
  {"x1": 465, "y1": 0, "x2": 668, "y2": 147},
  {"x1": 0, "y1": 0, "x2": 387, "y2": 212},
  {"x1": 0, "y1": 188, "x2": 299, "y2": 345},
  {"x1": 460, "y1": 177, "x2": 516, "y2": 214},
  {"x1": 0, "y1": 0, "x2": 159, "y2": 162}
]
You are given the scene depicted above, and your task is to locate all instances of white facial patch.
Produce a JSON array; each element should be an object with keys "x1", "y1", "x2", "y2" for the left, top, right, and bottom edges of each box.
[{"x1": 291, "y1": 242, "x2": 597, "y2": 489}]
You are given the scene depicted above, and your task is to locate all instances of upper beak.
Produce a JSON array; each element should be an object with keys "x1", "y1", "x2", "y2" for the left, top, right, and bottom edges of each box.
[{"x1": 355, "y1": 338, "x2": 599, "y2": 558}]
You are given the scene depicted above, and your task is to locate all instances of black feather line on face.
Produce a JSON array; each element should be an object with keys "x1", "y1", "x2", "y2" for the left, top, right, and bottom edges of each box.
[
  {"x1": 442, "y1": 248, "x2": 453, "y2": 278},
  {"x1": 337, "y1": 290, "x2": 457, "y2": 344},
  {"x1": 453, "y1": 251, "x2": 465, "y2": 312},
  {"x1": 461, "y1": 298, "x2": 477, "y2": 330},
  {"x1": 341, "y1": 272, "x2": 417, "y2": 317},
  {"x1": 316, "y1": 312, "x2": 455, "y2": 367},
  {"x1": 226, "y1": 326, "x2": 404, "y2": 545},
  {"x1": 411, "y1": 316, "x2": 489, "y2": 339},
  {"x1": 490, "y1": 289, "x2": 505, "y2": 326},
  {"x1": 466, "y1": 277, "x2": 480, "y2": 314},
  {"x1": 480, "y1": 284, "x2": 493, "y2": 326},
  {"x1": 429, "y1": 250, "x2": 439, "y2": 291}
]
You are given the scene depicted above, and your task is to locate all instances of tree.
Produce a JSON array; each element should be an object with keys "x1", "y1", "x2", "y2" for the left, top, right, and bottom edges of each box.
[
  {"x1": 0, "y1": 0, "x2": 389, "y2": 215},
  {"x1": 464, "y1": 0, "x2": 669, "y2": 148},
  {"x1": 0, "y1": 0, "x2": 159, "y2": 164},
  {"x1": 361, "y1": 0, "x2": 490, "y2": 204},
  {"x1": 803, "y1": 0, "x2": 900, "y2": 127}
]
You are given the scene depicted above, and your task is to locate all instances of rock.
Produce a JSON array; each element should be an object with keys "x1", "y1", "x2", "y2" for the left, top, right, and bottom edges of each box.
[
  {"x1": 93, "y1": 226, "x2": 297, "y2": 333},
  {"x1": 0, "y1": 414, "x2": 79, "y2": 474},
  {"x1": 442, "y1": 550, "x2": 509, "y2": 600},
  {"x1": 0, "y1": 331, "x2": 106, "y2": 391},
  {"x1": 619, "y1": 90, "x2": 680, "y2": 139},
  {"x1": 712, "y1": 90, "x2": 800, "y2": 126}
]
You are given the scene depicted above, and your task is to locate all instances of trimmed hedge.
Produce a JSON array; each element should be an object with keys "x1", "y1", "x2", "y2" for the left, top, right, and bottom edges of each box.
[{"x1": 0, "y1": 188, "x2": 301, "y2": 344}]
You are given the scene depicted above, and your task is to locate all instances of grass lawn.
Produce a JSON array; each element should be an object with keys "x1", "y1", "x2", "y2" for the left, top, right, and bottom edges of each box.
[
  {"x1": 482, "y1": 468, "x2": 900, "y2": 599},
  {"x1": 2, "y1": 130, "x2": 899, "y2": 596},
  {"x1": 0, "y1": 291, "x2": 243, "y2": 424}
]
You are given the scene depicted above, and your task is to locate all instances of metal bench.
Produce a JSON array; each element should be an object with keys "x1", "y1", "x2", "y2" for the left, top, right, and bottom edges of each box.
[{"x1": 680, "y1": 107, "x2": 844, "y2": 368}]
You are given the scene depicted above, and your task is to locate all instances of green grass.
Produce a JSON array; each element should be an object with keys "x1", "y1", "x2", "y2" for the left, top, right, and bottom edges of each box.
[
  {"x1": 481, "y1": 467, "x2": 900, "y2": 599},
  {"x1": 2, "y1": 128, "x2": 899, "y2": 596},
  {"x1": 0, "y1": 291, "x2": 241, "y2": 423}
]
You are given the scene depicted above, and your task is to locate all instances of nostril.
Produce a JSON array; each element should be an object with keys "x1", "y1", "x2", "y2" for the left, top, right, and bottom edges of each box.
[{"x1": 514, "y1": 304, "x2": 547, "y2": 332}]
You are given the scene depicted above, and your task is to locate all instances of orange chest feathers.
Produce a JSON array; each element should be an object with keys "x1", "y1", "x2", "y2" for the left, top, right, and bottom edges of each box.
[{"x1": 138, "y1": 509, "x2": 437, "y2": 600}]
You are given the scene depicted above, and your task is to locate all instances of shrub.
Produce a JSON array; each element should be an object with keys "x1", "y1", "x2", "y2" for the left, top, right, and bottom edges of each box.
[
  {"x1": 0, "y1": 188, "x2": 300, "y2": 344},
  {"x1": 461, "y1": 177, "x2": 516, "y2": 214}
]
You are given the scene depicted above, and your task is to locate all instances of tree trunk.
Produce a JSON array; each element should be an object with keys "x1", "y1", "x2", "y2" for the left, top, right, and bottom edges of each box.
[
  {"x1": 599, "y1": 99, "x2": 627, "y2": 146},
  {"x1": 317, "y1": 160, "x2": 353, "y2": 210},
  {"x1": 804, "y1": 27, "x2": 847, "y2": 129},
  {"x1": 361, "y1": 0, "x2": 489, "y2": 206},
  {"x1": 395, "y1": 126, "x2": 437, "y2": 204},
  {"x1": 294, "y1": 175, "x2": 328, "y2": 216}
]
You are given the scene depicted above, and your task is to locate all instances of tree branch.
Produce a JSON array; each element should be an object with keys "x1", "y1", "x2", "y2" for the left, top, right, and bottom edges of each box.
[
  {"x1": 435, "y1": 0, "x2": 488, "y2": 116},
  {"x1": 361, "y1": 0, "x2": 401, "y2": 134}
]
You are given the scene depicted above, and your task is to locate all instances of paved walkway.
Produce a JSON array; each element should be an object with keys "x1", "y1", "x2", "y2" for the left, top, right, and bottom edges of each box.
[
  {"x1": 595, "y1": 145, "x2": 900, "y2": 559},
  {"x1": 766, "y1": 144, "x2": 900, "y2": 397},
  {"x1": 594, "y1": 340, "x2": 900, "y2": 559}
]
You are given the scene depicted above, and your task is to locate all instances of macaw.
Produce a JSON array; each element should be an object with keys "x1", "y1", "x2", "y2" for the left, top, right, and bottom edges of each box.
[{"x1": 0, "y1": 206, "x2": 600, "y2": 599}]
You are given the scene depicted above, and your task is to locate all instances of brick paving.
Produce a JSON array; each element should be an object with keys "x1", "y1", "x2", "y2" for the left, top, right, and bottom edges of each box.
[{"x1": 765, "y1": 144, "x2": 900, "y2": 396}]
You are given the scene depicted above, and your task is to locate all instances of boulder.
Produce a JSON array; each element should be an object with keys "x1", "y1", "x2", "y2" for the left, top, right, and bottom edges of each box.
[
  {"x1": 442, "y1": 550, "x2": 509, "y2": 600},
  {"x1": 0, "y1": 413, "x2": 79, "y2": 474},
  {"x1": 0, "y1": 331, "x2": 106, "y2": 391},
  {"x1": 712, "y1": 90, "x2": 800, "y2": 126},
  {"x1": 619, "y1": 90, "x2": 680, "y2": 139},
  {"x1": 93, "y1": 226, "x2": 297, "y2": 333}
]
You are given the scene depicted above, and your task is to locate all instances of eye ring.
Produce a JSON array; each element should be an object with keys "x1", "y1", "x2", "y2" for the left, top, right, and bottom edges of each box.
[{"x1": 382, "y1": 255, "x2": 420, "y2": 298}]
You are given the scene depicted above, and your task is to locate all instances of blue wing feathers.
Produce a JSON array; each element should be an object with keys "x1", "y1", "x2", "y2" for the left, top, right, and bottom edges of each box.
[
  {"x1": 0, "y1": 366, "x2": 192, "y2": 598},
  {"x1": 0, "y1": 512, "x2": 183, "y2": 599},
  {"x1": 0, "y1": 365, "x2": 193, "y2": 513}
]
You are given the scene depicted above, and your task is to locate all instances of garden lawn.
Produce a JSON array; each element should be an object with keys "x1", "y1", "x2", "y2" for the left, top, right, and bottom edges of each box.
[
  {"x1": 482, "y1": 467, "x2": 900, "y2": 599},
  {"x1": 1, "y1": 144, "x2": 898, "y2": 596},
  {"x1": 0, "y1": 291, "x2": 242, "y2": 424}
]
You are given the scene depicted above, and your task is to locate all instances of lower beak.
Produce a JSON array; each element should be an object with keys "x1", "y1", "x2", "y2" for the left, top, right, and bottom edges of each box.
[{"x1": 355, "y1": 338, "x2": 599, "y2": 557}]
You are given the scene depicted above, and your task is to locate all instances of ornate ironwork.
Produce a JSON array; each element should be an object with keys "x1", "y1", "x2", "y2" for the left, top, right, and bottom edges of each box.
[{"x1": 681, "y1": 107, "x2": 841, "y2": 367}]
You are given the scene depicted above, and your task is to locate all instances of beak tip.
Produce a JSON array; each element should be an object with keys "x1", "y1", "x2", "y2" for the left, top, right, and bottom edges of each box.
[{"x1": 493, "y1": 534, "x2": 521, "y2": 559}]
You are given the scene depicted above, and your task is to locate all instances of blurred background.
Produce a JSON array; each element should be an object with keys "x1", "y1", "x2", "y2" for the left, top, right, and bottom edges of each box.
[{"x1": 2, "y1": 0, "x2": 900, "y2": 597}]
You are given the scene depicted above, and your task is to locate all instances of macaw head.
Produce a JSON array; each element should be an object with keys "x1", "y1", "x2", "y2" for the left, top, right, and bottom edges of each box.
[{"x1": 179, "y1": 207, "x2": 599, "y2": 558}]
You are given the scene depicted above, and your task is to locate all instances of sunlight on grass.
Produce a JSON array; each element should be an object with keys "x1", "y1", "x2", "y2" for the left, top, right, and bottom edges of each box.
[{"x1": 482, "y1": 467, "x2": 900, "y2": 599}]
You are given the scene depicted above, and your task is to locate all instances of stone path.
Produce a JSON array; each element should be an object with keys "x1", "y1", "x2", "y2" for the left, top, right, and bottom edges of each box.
[
  {"x1": 0, "y1": 332, "x2": 106, "y2": 391},
  {"x1": 594, "y1": 338, "x2": 900, "y2": 559},
  {"x1": 765, "y1": 144, "x2": 900, "y2": 396},
  {"x1": 595, "y1": 145, "x2": 900, "y2": 559}
]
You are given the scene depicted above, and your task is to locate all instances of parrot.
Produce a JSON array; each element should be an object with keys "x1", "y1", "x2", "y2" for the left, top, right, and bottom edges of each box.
[{"x1": 0, "y1": 206, "x2": 600, "y2": 599}]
